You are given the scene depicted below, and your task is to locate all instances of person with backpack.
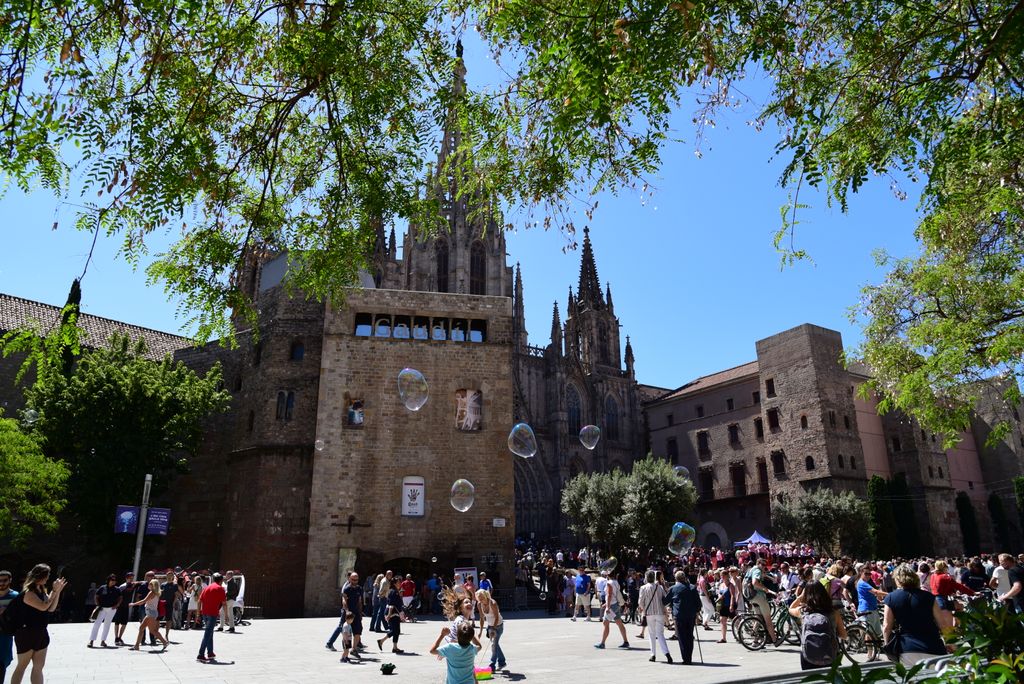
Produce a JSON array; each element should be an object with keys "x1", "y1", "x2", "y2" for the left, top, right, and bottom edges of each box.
[
  {"x1": 789, "y1": 579, "x2": 837, "y2": 669},
  {"x1": 0, "y1": 570, "x2": 18, "y2": 683},
  {"x1": 821, "y1": 563, "x2": 849, "y2": 640}
]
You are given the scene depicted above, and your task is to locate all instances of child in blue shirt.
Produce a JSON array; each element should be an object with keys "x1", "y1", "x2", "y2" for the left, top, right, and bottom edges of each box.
[{"x1": 430, "y1": 621, "x2": 481, "y2": 684}]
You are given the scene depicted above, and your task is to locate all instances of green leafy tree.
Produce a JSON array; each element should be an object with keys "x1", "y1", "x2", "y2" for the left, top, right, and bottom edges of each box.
[
  {"x1": 2, "y1": 1, "x2": 1023, "y2": 435},
  {"x1": 621, "y1": 455, "x2": 697, "y2": 552},
  {"x1": 0, "y1": 417, "x2": 70, "y2": 547},
  {"x1": 561, "y1": 455, "x2": 696, "y2": 553},
  {"x1": 772, "y1": 488, "x2": 873, "y2": 558},
  {"x1": 1015, "y1": 476, "x2": 1024, "y2": 536},
  {"x1": 867, "y1": 476, "x2": 899, "y2": 559},
  {"x1": 22, "y1": 333, "x2": 231, "y2": 544},
  {"x1": 956, "y1": 492, "x2": 981, "y2": 556},
  {"x1": 561, "y1": 469, "x2": 631, "y2": 552},
  {"x1": 888, "y1": 473, "x2": 922, "y2": 558},
  {"x1": 988, "y1": 493, "x2": 1013, "y2": 553}
]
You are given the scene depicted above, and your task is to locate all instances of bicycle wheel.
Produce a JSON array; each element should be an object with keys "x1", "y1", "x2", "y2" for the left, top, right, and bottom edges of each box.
[
  {"x1": 784, "y1": 615, "x2": 801, "y2": 645},
  {"x1": 840, "y1": 624, "x2": 872, "y2": 665},
  {"x1": 774, "y1": 613, "x2": 791, "y2": 644},
  {"x1": 731, "y1": 609, "x2": 749, "y2": 642},
  {"x1": 737, "y1": 615, "x2": 767, "y2": 651}
]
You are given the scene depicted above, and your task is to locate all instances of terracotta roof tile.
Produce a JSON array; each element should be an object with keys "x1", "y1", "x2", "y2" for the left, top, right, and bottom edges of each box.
[
  {"x1": 649, "y1": 360, "x2": 760, "y2": 403},
  {"x1": 0, "y1": 292, "x2": 191, "y2": 360}
]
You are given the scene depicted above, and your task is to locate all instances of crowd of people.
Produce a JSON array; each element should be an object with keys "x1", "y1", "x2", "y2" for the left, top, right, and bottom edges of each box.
[
  {"x1": 512, "y1": 540, "x2": 1024, "y2": 673},
  {"x1": 0, "y1": 564, "x2": 246, "y2": 683}
]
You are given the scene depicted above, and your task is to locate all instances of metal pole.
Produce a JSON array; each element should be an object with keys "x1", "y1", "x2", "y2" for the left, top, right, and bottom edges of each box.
[{"x1": 131, "y1": 474, "x2": 152, "y2": 578}]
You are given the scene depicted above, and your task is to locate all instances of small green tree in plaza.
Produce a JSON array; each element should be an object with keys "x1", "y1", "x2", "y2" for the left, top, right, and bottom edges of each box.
[
  {"x1": 773, "y1": 488, "x2": 873, "y2": 559},
  {"x1": 1015, "y1": 476, "x2": 1024, "y2": 538},
  {"x1": 0, "y1": 417, "x2": 70, "y2": 547},
  {"x1": 867, "y1": 475, "x2": 899, "y2": 559},
  {"x1": 987, "y1": 493, "x2": 1013, "y2": 553},
  {"x1": 888, "y1": 473, "x2": 922, "y2": 558},
  {"x1": 955, "y1": 492, "x2": 981, "y2": 556},
  {"x1": 20, "y1": 333, "x2": 231, "y2": 545},
  {"x1": 561, "y1": 455, "x2": 696, "y2": 553}
]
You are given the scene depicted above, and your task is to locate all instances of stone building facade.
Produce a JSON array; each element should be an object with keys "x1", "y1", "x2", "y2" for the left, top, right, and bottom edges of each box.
[{"x1": 645, "y1": 323, "x2": 1024, "y2": 556}]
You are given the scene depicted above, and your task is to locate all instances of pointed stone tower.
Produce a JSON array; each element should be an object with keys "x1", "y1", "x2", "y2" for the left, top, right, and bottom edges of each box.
[{"x1": 563, "y1": 228, "x2": 622, "y2": 370}]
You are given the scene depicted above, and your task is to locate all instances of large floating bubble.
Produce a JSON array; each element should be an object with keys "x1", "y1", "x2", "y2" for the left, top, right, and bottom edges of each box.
[
  {"x1": 397, "y1": 368, "x2": 429, "y2": 411},
  {"x1": 507, "y1": 423, "x2": 538, "y2": 458},
  {"x1": 23, "y1": 409, "x2": 38, "y2": 425},
  {"x1": 450, "y1": 479, "x2": 475, "y2": 512},
  {"x1": 674, "y1": 466, "x2": 690, "y2": 480},
  {"x1": 538, "y1": 592, "x2": 547, "y2": 601},
  {"x1": 668, "y1": 522, "x2": 696, "y2": 556},
  {"x1": 579, "y1": 425, "x2": 601, "y2": 450},
  {"x1": 314, "y1": 439, "x2": 325, "y2": 451},
  {"x1": 598, "y1": 556, "x2": 617, "y2": 575}
]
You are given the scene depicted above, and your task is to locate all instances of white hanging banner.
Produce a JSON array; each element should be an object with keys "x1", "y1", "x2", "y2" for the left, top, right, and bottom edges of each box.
[{"x1": 402, "y1": 476, "x2": 425, "y2": 517}]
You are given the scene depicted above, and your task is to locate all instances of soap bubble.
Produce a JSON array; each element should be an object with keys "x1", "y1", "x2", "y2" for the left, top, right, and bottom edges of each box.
[
  {"x1": 668, "y1": 522, "x2": 696, "y2": 556},
  {"x1": 674, "y1": 466, "x2": 689, "y2": 479},
  {"x1": 431, "y1": 557, "x2": 438, "y2": 563},
  {"x1": 579, "y1": 425, "x2": 601, "y2": 450},
  {"x1": 23, "y1": 409, "x2": 38, "y2": 425},
  {"x1": 314, "y1": 439, "x2": 325, "y2": 451},
  {"x1": 507, "y1": 423, "x2": 537, "y2": 458},
  {"x1": 450, "y1": 479, "x2": 475, "y2": 512},
  {"x1": 598, "y1": 557, "x2": 617, "y2": 574},
  {"x1": 397, "y1": 368, "x2": 429, "y2": 411},
  {"x1": 538, "y1": 592, "x2": 547, "y2": 601}
]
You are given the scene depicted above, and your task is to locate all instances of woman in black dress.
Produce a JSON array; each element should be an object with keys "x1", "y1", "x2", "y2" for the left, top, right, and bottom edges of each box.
[{"x1": 10, "y1": 563, "x2": 66, "y2": 684}]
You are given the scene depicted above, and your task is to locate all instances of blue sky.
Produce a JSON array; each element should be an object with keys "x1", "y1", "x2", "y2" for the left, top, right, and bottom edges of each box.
[{"x1": 0, "y1": 40, "x2": 923, "y2": 391}]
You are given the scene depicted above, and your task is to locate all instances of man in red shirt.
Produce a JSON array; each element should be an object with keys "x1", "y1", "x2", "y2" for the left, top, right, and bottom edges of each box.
[
  {"x1": 197, "y1": 573, "x2": 226, "y2": 662},
  {"x1": 399, "y1": 575, "x2": 417, "y2": 622}
]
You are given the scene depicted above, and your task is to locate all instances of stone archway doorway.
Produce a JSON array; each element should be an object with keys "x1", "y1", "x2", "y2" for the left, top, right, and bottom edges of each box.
[{"x1": 705, "y1": 532, "x2": 722, "y2": 550}]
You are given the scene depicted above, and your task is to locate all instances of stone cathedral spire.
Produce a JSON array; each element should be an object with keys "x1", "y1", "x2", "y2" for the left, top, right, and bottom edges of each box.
[
  {"x1": 514, "y1": 263, "x2": 527, "y2": 348},
  {"x1": 550, "y1": 301, "x2": 562, "y2": 350},
  {"x1": 576, "y1": 228, "x2": 604, "y2": 311}
]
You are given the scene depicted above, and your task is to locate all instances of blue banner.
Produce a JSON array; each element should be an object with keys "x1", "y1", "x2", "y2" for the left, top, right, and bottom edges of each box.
[
  {"x1": 115, "y1": 505, "x2": 140, "y2": 534},
  {"x1": 145, "y1": 508, "x2": 171, "y2": 536}
]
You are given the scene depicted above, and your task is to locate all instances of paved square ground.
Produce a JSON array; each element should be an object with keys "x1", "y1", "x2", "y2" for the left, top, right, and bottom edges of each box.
[{"x1": 35, "y1": 612, "x2": 812, "y2": 683}]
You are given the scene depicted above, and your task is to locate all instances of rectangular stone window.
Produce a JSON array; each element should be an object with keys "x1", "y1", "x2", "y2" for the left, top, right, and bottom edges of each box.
[
  {"x1": 728, "y1": 424, "x2": 739, "y2": 445},
  {"x1": 828, "y1": 410, "x2": 836, "y2": 428},
  {"x1": 765, "y1": 378, "x2": 776, "y2": 397},
  {"x1": 413, "y1": 316, "x2": 430, "y2": 340},
  {"x1": 752, "y1": 391, "x2": 760, "y2": 405},
  {"x1": 699, "y1": 469, "x2": 714, "y2": 500},
  {"x1": 450, "y1": 319, "x2": 468, "y2": 342},
  {"x1": 844, "y1": 414, "x2": 851, "y2": 430},
  {"x1": 455, "y1": 389, "x2": 482, "y2": 431},
  {"x1": 354, "y1": 312, "x2": 373, "y2": 336},
  {"x1": 771, "y1": 450, "x2": 786, "y2": 477},
  {"x1": 392, "y1": 315, "x2": 411, "y2": 339},
  {"x1": 666, "y1": 437, "x2": 679, "y2": 464},
  {"x1": 850, "y1": 455, "x2": 857, "y2": 469},
  {"x1": 756, "y1": 459, "x2": 768, "y2": 493},
  {"x1": 667, "y1": 414, "x2": 674, "y2": 426},
  {"x1": 469, "y1": 320, "x2": 487, "y2": 343},
  {"x1": 767, "y1": 408, "x2": 780, "y2": 431},
  {"x1": 754, "y1": 417, "x2": 764, "y2": 440},
  {"x1": 696, "y1": 404, "x2": 704, "y2": 418},
  {"x1": 726, "y1": 398, "x2": 734, "y2": 411},
  {"x1": 374, "y1": 314, "x2": 392, "y2": 338},
  {"x1": 892, "y1": 436, "x2": 901, "y2": 452},
  {"x1": 697, "y1": 431, "x2": 710, "y2": 458},
  {"x1": 730, "y1": 465, "x2": 746, "y2": 497},
  {"x1": 344, "y1": 394, "x2": 364, "y2": 429},
  {"x1": 431, "y1": 318, "x2": 448, "y2": 341}
]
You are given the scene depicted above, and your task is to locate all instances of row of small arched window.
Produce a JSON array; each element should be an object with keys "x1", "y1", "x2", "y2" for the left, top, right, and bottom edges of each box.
[{"x1": 354, "y1": 313, "x2": 487, "y2": 342}]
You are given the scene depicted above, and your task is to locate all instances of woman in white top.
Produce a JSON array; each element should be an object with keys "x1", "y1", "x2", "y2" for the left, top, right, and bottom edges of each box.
[
  {"x1": 128, "y1": 579, "x2": 168, "y2": 651},
  {"x1": 638, "y1": 571, "x2": 671, "y2": 663},
  {"x1": 476, "y1": 590, "x2": 506, "y2": 671}
]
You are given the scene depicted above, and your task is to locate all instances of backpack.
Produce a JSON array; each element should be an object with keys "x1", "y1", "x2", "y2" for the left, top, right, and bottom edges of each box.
[
  {"x1": 741, "y1": 571, "x2": 756, "y2": 600},
  {"x1": 801, "y1": 612, "x2": 836, "y2": 667},
  {"x1": 0, "y1": 594, "x2": 24, "y2": 636}
]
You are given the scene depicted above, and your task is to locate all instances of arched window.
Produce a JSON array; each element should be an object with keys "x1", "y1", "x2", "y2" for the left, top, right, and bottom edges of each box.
[
  {"x1": 373, "y1": 268, "x2": 383, "y2": 288},
  {"x1": 276, "y1": 392, "x2": 286, "y2": 420},
  {"x1": 436, "y1": 240, "x2": 449, "y2": 293},
  {"x1": 470, "y1": 241, "x2": 486, "y2": 295},
  {"x1": 800, "y1": 415, "x2": 808, "y2": 429},
  {"x1": 598, "y1": 322, "x2": 610, "y2": 363},
  {"x1": 290, "y1": 339, "x2": 305, "y2": 361},
  {"x1": 285, "y1": 391, "x2": 295, "y2": 420},
  {"x1": 567, "y1": 386, "x2": 582, "y2": 434},
  {"x1": 805, "y1": 455, "x2": 815, "y2": 471},
  {"x1": 247, "y1": 410, "x2": 255, "y2": 433},
  {"x1": 254, "y1": 341, "x2": 263, "y2": 366},
  {"x1": 838, "y1": 454, "x2": 845, "y2": 468},
  {"x1": 605, "y1": 395, "x2": 620, "y2": 441}
]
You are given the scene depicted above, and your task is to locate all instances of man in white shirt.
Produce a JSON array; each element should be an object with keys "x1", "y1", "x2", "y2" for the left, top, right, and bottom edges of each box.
[
  {"x1": 555, "y1": 550, "x2": 564, "y2": 567},
  {"x1": 578, "y1": 548, "x2": 589, "y2": 567}
]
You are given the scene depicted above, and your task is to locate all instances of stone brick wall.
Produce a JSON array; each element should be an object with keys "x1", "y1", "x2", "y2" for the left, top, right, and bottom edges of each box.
[{"x1": 303, "y1": 288, "x2": 515, "y2": 617}]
